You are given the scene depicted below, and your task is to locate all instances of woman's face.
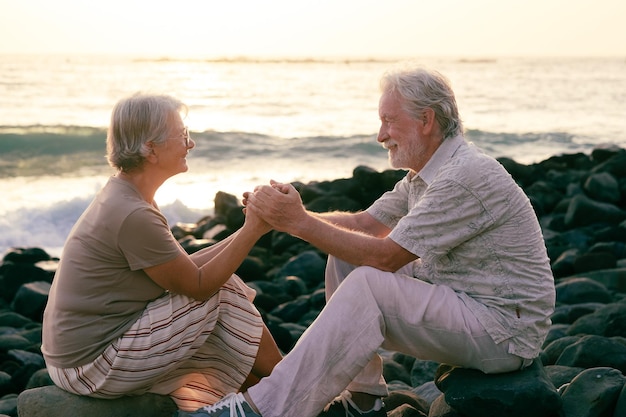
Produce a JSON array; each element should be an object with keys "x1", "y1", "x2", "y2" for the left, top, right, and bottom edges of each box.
[{"x1": 155, "y1": 112, "x2": 195, "y2": 177}]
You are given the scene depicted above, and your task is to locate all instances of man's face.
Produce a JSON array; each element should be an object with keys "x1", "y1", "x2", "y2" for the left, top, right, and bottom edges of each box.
[{"x1": 377, "y1": 91, "x2": 426, "y2": 172}]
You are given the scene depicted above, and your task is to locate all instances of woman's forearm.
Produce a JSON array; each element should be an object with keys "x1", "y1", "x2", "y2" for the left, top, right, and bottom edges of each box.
[{"x1": 188, "y1": 230, "x2": 240, "y2": 266}]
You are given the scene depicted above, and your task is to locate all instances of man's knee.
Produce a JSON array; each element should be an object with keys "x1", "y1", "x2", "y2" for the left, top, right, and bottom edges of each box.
[
  {"x1": 325, "y1": 255, "x2": 355, "y2": 277},
  {"x1": 342, "y1": 266, "x2": 391, "y2": 292}
]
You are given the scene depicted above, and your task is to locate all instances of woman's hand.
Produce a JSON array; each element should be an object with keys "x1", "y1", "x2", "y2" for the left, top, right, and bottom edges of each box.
[
  {"x1": 242, "y1": 202, "x2": 272, "y2": 236},
  {"x1": 244, "y1": 180, "x2": 307, "y2": 235}
]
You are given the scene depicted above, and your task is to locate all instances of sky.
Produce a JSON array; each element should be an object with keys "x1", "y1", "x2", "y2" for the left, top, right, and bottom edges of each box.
[{"x1": 1, "y1": 0, "x2": 625, "y2": 58}]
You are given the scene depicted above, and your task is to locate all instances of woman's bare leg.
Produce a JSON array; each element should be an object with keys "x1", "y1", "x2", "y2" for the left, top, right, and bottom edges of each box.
[{"x1": 241, "y1": 324, "x2": 282, "y2": 391}]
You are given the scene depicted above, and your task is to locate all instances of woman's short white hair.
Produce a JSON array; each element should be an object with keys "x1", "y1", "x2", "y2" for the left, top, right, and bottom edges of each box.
[{"x1": 106, "y1": 93, "x2": 187, "y2": 172}]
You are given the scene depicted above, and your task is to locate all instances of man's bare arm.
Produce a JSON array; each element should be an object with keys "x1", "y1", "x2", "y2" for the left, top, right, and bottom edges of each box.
[{"x1": 246, "y1": 183, "x2": 416, "y2": 271}]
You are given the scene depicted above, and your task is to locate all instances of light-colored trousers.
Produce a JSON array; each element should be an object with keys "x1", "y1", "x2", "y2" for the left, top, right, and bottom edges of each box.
[{"x1": 248, "y1": 256, "x2": 524, "y2": 417}]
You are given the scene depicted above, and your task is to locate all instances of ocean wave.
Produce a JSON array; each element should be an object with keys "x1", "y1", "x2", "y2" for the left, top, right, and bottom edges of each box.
[
  {"x1": 0, "y1": 125, "x2": 107, "y2": 154},
  {"x1": 0, "y1": 196, "x2": 208, "y2": 258},
  {"x1": 0, "y1": 195, "x2": 91, "y2": 257},
  {"x1": 0, "y1": 125, "x2": 617, "y2": 256},
  {"x1": 0, "y1": 127, "x2": 385, "y2": 177},
  {"x1": 0, "y1": 125, "x2": 607, "y2": 179},
  {"x1": 465, "y1": 129, "x2": 600, "y2": 162},
  {"x1": 0, "y1": 126, "x2": 108, "y2": 177}
]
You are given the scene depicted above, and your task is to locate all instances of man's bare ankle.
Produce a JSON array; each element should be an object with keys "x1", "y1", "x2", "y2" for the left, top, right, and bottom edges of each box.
[
  {"x1": 242, "y1": 392, "x2": 261, "y2": 414},
  {"x1": 349, "y1": 391, "x2": 380, "y2": 411}
]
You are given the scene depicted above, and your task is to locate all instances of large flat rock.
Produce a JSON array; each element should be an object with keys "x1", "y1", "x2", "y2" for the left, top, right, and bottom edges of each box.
[{"x1": 17, "y1": 385, "x2": 177, "y2": 417}]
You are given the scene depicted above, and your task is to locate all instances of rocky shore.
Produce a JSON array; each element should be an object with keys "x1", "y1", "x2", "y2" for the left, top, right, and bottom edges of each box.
[{"x1": 2, "y1": 145, "x2": 626, "y2": 417}]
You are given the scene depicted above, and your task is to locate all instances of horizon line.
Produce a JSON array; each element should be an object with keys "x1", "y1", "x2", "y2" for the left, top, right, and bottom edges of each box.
[{"x1": 2, "y1": 52, "x2": 625, "y2": 62}]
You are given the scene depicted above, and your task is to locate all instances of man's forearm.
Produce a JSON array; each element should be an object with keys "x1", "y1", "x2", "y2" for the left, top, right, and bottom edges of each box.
[
  {"x1": 312, "y1": 211, "x2": 362, "y2": 230},
  {"x1": 291, "y1": 213, "x2": 390, "y2": 269}
]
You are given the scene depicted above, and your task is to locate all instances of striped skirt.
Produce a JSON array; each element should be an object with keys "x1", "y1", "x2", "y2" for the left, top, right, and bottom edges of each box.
[{"x1": 47, "y1": 275, "x2": 264, "y2": 411}]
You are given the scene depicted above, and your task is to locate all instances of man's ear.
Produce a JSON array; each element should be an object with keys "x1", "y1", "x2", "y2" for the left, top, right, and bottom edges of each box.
[{"x1": 421, "y1": 108, "x2": 437, "y2": 136}]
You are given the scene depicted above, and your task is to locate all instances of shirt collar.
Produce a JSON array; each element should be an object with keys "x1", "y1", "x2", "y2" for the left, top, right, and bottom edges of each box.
[{"x1": 414, "y1": 135, "x2": 465, "y2": 185}]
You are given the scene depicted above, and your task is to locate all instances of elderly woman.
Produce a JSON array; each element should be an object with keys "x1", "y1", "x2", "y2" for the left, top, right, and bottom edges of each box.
[{"x1": 41, "y1": 93, "x2": 282, "y2": 412}]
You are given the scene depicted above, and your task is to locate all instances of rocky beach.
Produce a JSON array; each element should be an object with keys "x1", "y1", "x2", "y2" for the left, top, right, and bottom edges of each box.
[{"x1": 2, "y1": 145, "x2": 626, "y2": 417}]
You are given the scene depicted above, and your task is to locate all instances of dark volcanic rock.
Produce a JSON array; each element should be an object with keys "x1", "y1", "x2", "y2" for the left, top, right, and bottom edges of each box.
[
  {"x1": 564, "y1": 194, "x2": 626, "y2": 229},
  {"x1": 567, "y1": 303, "x2": 626, "y2": 338},
  {"x1": 4, "y1": 146, "x2": 626, "y2": 417},
  {"x1": 555, "y1": 277, "x2": 614, "y2": 305},
  {"x1": 434, "y1": 361, "x2": 562, "y2": 417},
  {"x1": 560, "y1": 367, "x2": 625, "y2": 417},
  {"x1": 17, "y1": 385, "x2": 177, "y2": 417},
  {"x1": 555, "y1": 335, "x2": 626, "y2": 373}
]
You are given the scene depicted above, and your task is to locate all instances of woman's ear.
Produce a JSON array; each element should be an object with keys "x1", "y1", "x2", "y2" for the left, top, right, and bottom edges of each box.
[{"x1": 144, "y1": 141, "x2": 159, "y2": 163}]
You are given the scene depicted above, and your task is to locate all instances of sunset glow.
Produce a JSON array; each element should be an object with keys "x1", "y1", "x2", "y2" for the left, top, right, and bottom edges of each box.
[{"x1": 1, "y1": 0, "x2": 624, "y2": 58}]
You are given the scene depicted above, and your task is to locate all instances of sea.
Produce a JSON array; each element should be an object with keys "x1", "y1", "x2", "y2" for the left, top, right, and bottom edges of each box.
[{"x1": 1, "y1": 54, "x2": 625, "y2": 257}]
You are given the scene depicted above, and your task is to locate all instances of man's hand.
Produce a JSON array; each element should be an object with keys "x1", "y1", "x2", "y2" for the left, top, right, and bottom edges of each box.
[{"x1": 244, "y1": 180, "x2": 307, "y2": 235}]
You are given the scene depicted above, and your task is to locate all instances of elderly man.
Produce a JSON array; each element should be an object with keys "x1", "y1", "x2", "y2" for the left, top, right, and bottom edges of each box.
[{"x1": 177, "y1": 67, "x2": 555, "y2": 417}]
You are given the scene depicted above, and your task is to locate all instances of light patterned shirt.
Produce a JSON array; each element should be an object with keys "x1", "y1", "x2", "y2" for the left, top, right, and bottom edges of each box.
[{"x1": 367, "y1": 135, "x2": 555, "y2": 359}]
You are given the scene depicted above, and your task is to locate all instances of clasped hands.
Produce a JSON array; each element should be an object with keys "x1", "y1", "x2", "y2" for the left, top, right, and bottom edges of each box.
[{"x1": 242, "y1": 179, "x2": 306, "y2": 234}]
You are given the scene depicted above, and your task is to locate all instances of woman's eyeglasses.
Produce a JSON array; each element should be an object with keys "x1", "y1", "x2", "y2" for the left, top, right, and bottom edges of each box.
[
  {"x1": 169, "y1": 127, "x2": 190, "y2": 147},
  {"x1": 181, "y1": 127, "x2": 190, "y2": 147}
]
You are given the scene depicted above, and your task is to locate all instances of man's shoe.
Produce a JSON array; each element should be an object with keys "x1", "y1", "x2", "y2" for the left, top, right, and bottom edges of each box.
[
  {"x1": 174, "y1": 392, "x2": 261, "y2": 417},
  {"x1": 318, "y1": 391, "x2": 387, "y2": 417}
]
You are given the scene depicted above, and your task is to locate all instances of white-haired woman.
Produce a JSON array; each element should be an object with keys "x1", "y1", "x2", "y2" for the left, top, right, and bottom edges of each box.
[{"x1": 41, "y1": 93, "x2": 282, "y2": 412}]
